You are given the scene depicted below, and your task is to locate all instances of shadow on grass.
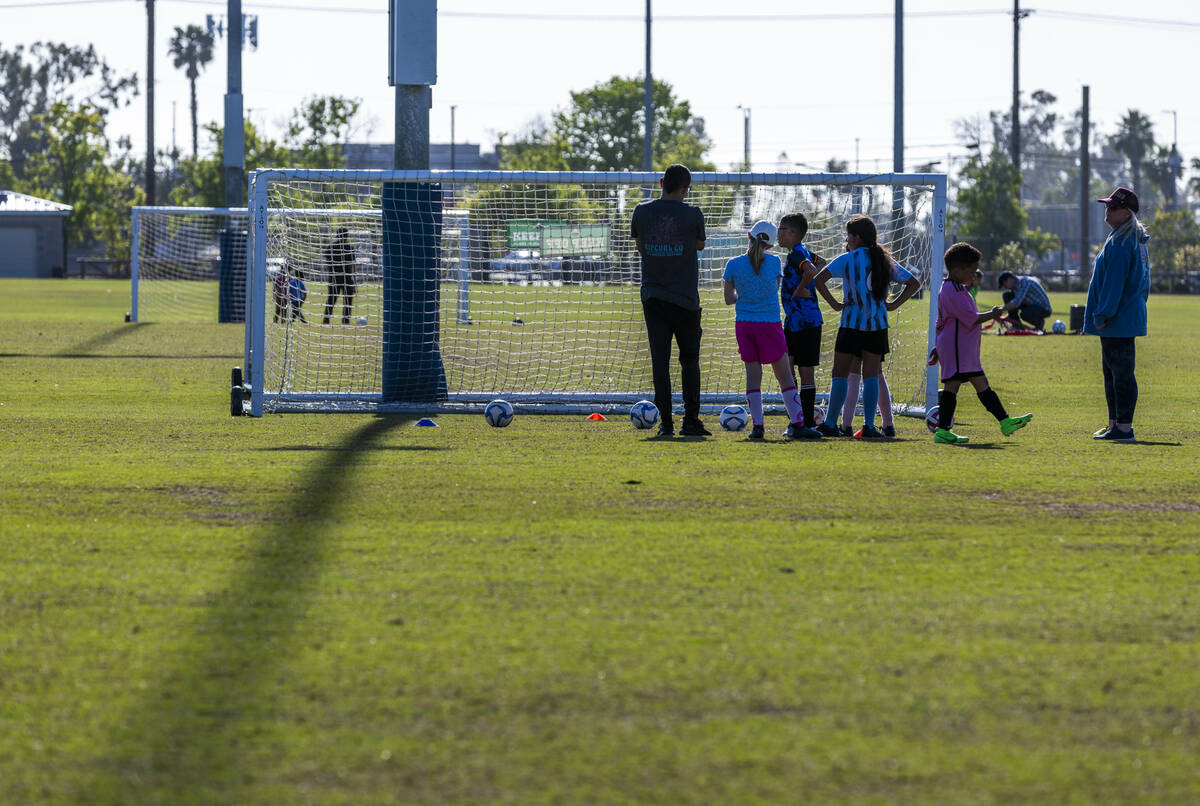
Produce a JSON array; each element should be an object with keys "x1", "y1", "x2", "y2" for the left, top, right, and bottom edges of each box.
[
  {"x1": 55, "y1": 323, "x2": 152, "y2": 357},
  {"x1": 80, "y1": 414, "x2": 416, "y2": 805}
]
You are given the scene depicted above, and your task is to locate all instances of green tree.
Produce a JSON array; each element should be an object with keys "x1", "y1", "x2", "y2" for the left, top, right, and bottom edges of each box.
[
  {"x1": 167, "y1": 25, "x2": 215, "y2": 159},
  {"x1": 283, "y1": 95, "x2": 362, "y2": 169},
  {"x1": 952, "y1": 150, "x2": 1059, "y2": 267},
  {"x1": 0, "y1": 42, "x2": 137, "y2": 180},
  {"x1": 1109, "y1": 110, "x2": 1157, "y2": 202},
  {"x1": 170, "y1": 120, "x2": 292, "y2": 207},
  {"x1": 20, "y1": 101, "x2": 143, "y2": 258},
  {"x1": 499, "y1": 76, "x2": 715, "y2": 172},
  {"x1": 497, "y1": 117, "x2": 568, "y2": 171},
  {"x1": 169, "y1": 95, "x2": 362, "y2": 206}
]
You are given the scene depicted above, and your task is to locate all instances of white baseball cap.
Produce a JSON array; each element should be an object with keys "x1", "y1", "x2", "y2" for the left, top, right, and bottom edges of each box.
[{"x1": 749, "y1": 220, "x2": 778, "y2": 245}]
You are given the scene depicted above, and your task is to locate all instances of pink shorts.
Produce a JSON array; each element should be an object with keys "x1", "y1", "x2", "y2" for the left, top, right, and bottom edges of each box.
[{"x1": 735, "y1": 320, "x2": 788, "y2": 364}]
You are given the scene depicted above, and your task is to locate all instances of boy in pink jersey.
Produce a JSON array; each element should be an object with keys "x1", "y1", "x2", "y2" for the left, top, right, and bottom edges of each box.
[{"x1": 929, "y1": 243, "x2": 1033, "y2": 444}]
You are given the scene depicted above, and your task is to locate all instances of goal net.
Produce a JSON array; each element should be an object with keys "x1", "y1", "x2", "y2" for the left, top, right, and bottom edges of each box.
[
  {"x1": 129, "y1": 206, "x2": 249, "y2": 322},
  {"x1": 242, "y1": 170, "x2": 946, "y2": 417}
]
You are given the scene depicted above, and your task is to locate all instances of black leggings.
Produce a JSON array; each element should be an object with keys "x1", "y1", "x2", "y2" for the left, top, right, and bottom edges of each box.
[{"x1": 1101, "y1": 337, "x2": 1138, "y2": 424}]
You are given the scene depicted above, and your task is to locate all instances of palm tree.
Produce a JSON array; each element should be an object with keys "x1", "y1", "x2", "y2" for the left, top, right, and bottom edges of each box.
[
  {"x1": 168, "y1": 25, "x2": 215, "y2": 159},
  {"x1": 1109, "y1": 110, "x2": 1157, "y2": 197}
]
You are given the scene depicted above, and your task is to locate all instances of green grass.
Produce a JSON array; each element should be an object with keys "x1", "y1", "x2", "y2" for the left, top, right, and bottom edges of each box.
[{"x1": 2, "y1": 278, "x2": 1199, "y2": 805}]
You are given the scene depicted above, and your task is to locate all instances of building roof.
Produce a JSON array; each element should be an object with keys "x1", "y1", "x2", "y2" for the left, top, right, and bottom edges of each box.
[{"x1": 0, "y1": 190, "x2": 73, "y2": 215}]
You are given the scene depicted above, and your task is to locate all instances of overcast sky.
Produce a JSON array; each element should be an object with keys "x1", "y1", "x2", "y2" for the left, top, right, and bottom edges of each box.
[{"x1": 4, "y1": 0, "x2": 1199, "y2": 179}]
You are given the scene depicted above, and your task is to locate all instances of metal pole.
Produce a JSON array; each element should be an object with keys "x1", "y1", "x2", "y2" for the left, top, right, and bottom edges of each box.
[
  {"x1": 145, "y1": 0, "x2": 155, "y2": 206},
  {"x1": 1080, "y1": 85, "x2": 1090, "y2": 280},
  {"x1": 224, "y1": 0, "x2": 245, "y2": 208},
  {"x1": 893, "y1": 0, "x2": 904, "y2": 236},
  {"x1": 395, "y1": 86, "x2": 431, "y2": 170},
  {"x1": 450, "y1": 105, "x2": 457, "y2": 170},
  {"x1": 643, "y1": 0, "x2": 653, "y2": 171},
  {"x1": 743, "y1": 108, "x2": 751, "y2": 170},
  {"x1": 894, "y1": 0, "x2": 904, "y2": 175}
]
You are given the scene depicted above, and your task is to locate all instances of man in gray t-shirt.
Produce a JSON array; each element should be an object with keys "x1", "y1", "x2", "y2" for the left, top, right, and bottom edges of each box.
[{"x1": 630, "y1": 164, "x2": 708, "y2": 436}]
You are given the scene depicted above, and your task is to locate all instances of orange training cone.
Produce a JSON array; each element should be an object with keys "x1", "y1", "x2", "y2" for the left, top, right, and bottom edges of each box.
[{"x1": 586, "y1": 412, "x2": 607, "y2": 421}]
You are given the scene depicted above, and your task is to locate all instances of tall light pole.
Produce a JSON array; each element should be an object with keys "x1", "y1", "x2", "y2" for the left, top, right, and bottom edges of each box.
[
  {"x1": 450, "y1": 105, "x2": 457, "y2": 171},
  {"x1": 224, "y1": 0, "x2": 244, "y2": 209},
  {"x1": 643, "y1": 0, "x2": 653, "y2": 171},
  {"x1": 1011, "y1": 1, "x2": 1033, "y2": 182},
  {"x1": 737, "y1": 105, "x2": 750, "y2": 170},
  {"x1": 145, "y1": 0, "x2": 155, "y2": 205},
  {"x1": 1163, "y1": 109, "x2": 1181, "y2": 208}
]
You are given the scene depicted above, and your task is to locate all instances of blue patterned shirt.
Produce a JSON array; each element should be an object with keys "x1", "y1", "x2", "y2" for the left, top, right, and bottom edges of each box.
[
  {"x1": 781, "y1": 244, "x2": 823, "y2": 331},
  {"x1": 1009, "y1": 275, "x2": 1052, "y2": 312},
  {"x1": 824, "y1": 247, "x2": 913, "y2": 332}
]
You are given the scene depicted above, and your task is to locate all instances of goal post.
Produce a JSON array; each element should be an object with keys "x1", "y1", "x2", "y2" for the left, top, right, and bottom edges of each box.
[
  {"x1": 129, "y1": 206, "x2": 250, "y2": 323},
  {"x1": 242, "y1": 169, "x2": 946, "y2": 418}
]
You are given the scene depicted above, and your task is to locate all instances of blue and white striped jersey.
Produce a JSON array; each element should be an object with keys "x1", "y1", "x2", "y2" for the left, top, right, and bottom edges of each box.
[{"x1": 824, "y1": 247, "x2": 913, "y2": 332}]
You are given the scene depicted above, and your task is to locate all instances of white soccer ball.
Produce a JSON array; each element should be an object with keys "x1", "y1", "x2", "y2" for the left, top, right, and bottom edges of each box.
[
  {"x1": 925, "y1": 405, "x2": 953, "y2": 434},
  {"x1": 812, "y1": 405, "x2": 826, "y2": 427},
  {"x1": 629, "y1": 400, "x2": 659, "y2": 430},
  {"x1": 356, "y1": 315, "x2": 368, "y2": 325},
  {"x1": 1052, "y1": 319, "x2": 1066, "y2": 334},
  {"x1": 720, "y1": 404, "x2": 749, "y2": 432},
  {"x1": 484, "y1": 399, "x2": 514, "y2": 428}
]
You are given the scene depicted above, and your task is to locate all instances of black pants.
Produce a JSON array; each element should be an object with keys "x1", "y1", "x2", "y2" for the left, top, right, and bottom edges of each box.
[
  {"x1": 323, "y1": 283, "x2": 357, "y2": 324},
  {"x1": 1002, "y1": 291, "x2": 1050, "y2": 331},
  {"x1": 642, "y1": 297, "x2": 702, "y2": 421},
  {"x1": 1101, "y1": 336, "x2": 1138, "y2": 424}
]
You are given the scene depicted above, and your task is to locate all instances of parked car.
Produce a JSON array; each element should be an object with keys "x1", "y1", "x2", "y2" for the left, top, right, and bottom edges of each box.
[{"x1": 487, "y1": 249, "x2": 563, "y2": 282}]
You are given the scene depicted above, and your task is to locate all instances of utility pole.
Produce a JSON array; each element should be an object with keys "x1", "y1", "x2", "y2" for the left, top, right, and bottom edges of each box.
[
  {"x1": 893, "y1": 0, "x2": 904, "y2": 238},
  {"x1": 145, "y1": 0, "x2": 155, "y2": 205},
  {"x1": 643, "y1": 0, "x2": 653, "y2": 172},
  {"x1": 224, "y1": 0, "x2": 245, "y2": 208},
  {"x1": 894, "y1": 0, "x2": 903, "y2": 176},
  {"x1": 737, "y1": 106, "x2": 750, "y2": 170},
  {"x1": 450, "y1": 105, "x2": 457, "y2": 170},
  {"x1": 1164, "y1": 109, "x2": 1181, "y2": 208},
  {"x1": 1080, "y1": 85, "x2": 1090, "y2": 279},
  {"x1": 1011, "y1": 1, "x2": 1032, "y2": 182}
]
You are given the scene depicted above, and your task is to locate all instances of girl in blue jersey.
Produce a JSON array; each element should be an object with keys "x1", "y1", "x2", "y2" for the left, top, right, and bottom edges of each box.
[
  {"x1": 722, "y1": 221, "x2": 807, "y2": 440},
  {"x1": 812, "y1": 214, "x2": 921, "y2": 439}
]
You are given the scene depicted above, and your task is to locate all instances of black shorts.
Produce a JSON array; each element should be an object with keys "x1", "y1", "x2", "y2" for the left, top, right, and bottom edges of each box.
[
  {"x1": 785, "y1": 326, "x2": 822, "y2": 367},
  {"x1": 834, "y1": 326, "x2": 890, "y2": 357},
  {"x1": 943, "y1": 370, "x2": 986, "y2": 383}
]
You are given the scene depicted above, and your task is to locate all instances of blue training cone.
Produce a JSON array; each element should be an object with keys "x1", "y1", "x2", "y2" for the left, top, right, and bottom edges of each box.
[{"x1": 415, "y1": 417, "x2": 439, "y2": 427}]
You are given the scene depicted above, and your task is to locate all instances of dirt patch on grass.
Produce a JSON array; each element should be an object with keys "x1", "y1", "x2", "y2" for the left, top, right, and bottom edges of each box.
[
  {"x1": 976, "y1": 490, "x2": 1200, "y2": 516},
  {"x1": 157, "y1": 485, "x2": 263, "y2": 524}
]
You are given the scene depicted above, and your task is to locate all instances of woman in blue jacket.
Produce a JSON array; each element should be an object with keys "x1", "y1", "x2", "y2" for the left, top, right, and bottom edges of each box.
[{"x1": 1084, "y1": 187, "x2": 1150, "y2": 442}]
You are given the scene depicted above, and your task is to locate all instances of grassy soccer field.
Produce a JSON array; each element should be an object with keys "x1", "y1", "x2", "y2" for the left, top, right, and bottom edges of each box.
[{"x1": 2, "y1": 278, "x2": 1198, "y2": 805}]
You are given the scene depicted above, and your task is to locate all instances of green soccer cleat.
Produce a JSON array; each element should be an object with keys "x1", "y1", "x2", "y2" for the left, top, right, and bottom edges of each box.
[
  {"x1": 1000, "y1": 413, "x2": 1033, "y2": 437},
  {"x1": 934, "y1": 428, "x2": 969, "y2": 444}
]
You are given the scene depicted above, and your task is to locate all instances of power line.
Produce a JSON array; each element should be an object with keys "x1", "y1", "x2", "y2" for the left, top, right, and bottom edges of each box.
[{"x1": 4, "y1": 0, "x2": 1200, "y2": 30}]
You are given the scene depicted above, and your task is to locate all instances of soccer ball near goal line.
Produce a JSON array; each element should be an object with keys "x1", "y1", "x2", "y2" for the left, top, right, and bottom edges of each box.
[
  {"x1": 484, "y1": 399, "x2": 514, "y2": 428},
  {"x1": 629, "y1": 400, "x2": 659, "y2": 430},
  {"x1": 720, "y1": 405, "x2": 749, "y2": 432},
  {"x1": 925, "y1": 405, "x2": 953, "y2": 434}
]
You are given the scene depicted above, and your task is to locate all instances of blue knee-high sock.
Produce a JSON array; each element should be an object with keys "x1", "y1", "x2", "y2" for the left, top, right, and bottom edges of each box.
[
  {"x1": 862, "y1": 375, "x2": 880, "y2": 429},
  {"x1": 826, "y1": 377, "x2": 849, "y2": 427}
]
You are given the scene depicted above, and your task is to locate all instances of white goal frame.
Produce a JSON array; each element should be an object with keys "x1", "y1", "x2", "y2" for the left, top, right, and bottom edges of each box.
[{"x1": 243, "y1": 170, "x2": 946, "y2": 418}]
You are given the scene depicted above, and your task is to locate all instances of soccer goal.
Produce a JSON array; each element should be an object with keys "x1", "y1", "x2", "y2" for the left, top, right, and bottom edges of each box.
[
  {"x1": 239, "y1": 170, "x2": 946, "y2": 417},
  {"x1": 129, "y1": 206, "x2": 250, "y2": 323}
]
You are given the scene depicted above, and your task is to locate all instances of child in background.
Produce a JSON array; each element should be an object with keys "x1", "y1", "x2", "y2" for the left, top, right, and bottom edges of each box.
[
  {"x1": 812, "y1": 214, "x2": 920, "y2": 439},
  {"x1": 722, "y1": 221, "x2": 807, "y2": 440},
  {"x1": 968, "y1": 268, "x2": 983, "y2": 300},
  {"x1": 929, "y1": 242, "x2": 1033, "y2": 444},
  {"x1": 777, "y1": 212, "x2": 825, "y2": 439}
]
